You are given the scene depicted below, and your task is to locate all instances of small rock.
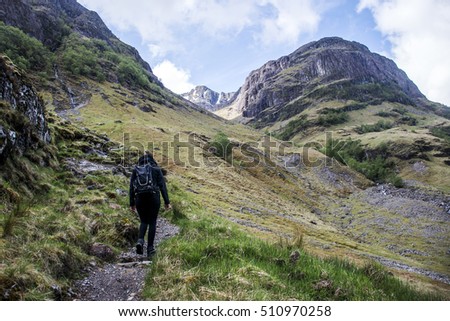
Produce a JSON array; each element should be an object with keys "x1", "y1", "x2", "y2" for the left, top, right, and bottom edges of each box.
[
  {"x1": 109, "y1": 203, "x2": 122, "y2": 210},
  {"x1": 116, "y1": 188, "x2": 128, "y2": 196},
  {"x1": 314, "y1": 279, "x2": 333, "y2": 290},
  {"x1": 52, "y1": 284, "x2": 62, "y2": 300},
  {"x1": 290, "y1": 250, "x2": 300, "y2": 264},
  {"x1": 90, "y1": 243, "x2": 116, "y2": 262}
]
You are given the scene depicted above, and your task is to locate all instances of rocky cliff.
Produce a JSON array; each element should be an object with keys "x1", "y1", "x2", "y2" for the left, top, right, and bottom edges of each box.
[
  {"x1": 0, "y1": 55, "x2": 50, "y2": 162},
  {"x1": 217, "y1": 37, "x2": 425, "y2": 122},
  {"x1": 182, "y1": 85, "x2": 235, "y2": 111}
]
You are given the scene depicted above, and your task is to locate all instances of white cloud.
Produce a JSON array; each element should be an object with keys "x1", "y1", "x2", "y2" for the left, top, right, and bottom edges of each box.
[
  {"x1": 153, "y1": 60, "x2": 194, "y2": 94},
  {"x1": 257, "y1": 0, "x2": 322, "y2": 45},
  {"x1": 358, "y1": 0, "x2": 450, "y2": 106},
  {"x1": 78, "y1": 0, "x2": 324, "y2": 52}
]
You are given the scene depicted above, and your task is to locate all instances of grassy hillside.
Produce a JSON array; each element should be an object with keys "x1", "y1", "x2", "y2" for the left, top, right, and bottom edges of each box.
[{"x1": 50, "y1": 78, "x2": 449, "y2": 299}]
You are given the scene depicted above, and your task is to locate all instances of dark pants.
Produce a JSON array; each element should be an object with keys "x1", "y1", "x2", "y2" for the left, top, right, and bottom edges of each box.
[{"x1": 135, "y1": 192, "x2": 161, "y2": 249}]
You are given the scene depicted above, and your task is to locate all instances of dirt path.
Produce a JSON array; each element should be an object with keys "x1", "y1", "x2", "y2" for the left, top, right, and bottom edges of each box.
[{"x1": 74, "y1": 217, "x2": 179, "y2": 301}]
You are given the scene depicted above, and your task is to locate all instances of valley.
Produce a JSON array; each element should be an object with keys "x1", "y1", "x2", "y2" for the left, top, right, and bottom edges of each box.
[{"x1": 0, "y1": 0, "x2": 449, "y2": 301}]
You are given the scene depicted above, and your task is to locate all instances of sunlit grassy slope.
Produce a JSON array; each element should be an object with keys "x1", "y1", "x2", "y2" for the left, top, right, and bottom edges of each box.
[{"x1": 51, "y1": 80, "x2": 450, "y2": 298}]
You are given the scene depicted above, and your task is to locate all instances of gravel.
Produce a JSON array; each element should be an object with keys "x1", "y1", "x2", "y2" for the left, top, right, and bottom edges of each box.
[{"x1": 74, "y1": 217, "x2": 179, "y2": 301}]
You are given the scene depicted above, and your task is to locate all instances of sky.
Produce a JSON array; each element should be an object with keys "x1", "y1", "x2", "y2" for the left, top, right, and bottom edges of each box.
[{"x1": 77, "y1": 0, "x2": 450, "y2": 106}]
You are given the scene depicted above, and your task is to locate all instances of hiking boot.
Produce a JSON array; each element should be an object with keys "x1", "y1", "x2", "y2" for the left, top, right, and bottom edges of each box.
[
  {"x1": 136, "y1": 239, "x2": 144, "y2": 255},
  {"x1": 147, "y1": 246, "x2": 156, "y2": 257}
]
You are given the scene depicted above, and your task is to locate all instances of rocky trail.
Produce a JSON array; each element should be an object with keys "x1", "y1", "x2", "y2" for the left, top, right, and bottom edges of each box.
[{"x1": 74, "y1": 217, "x2": 179, "y2": 301}]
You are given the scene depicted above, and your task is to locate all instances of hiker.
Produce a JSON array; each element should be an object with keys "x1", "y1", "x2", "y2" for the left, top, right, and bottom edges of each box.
[{"x1": 129, "y1": 152, "x2": 171, "y2": 257}]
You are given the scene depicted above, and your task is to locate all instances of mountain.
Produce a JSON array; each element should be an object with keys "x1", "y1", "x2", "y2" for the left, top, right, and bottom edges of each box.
[
  {"x1": 215, "y1": 37, "x2": 450, "y2": 192},
  {"x1": 216, "y1": 37, "x2": 435, "y2": 123},
  {"x1": 1, "y1": 1, "x2": 449, "y2": 301},
  {"x1": 182, "y1": 85, "x2": 235, "y2": 111},
  {"x1": 0, "y1": 0, "x2": 153, "y2": 74}
]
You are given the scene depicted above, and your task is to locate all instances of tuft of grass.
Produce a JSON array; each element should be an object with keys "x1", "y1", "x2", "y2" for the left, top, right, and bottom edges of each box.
[
  {"x1": 277, "y1": 224, "x2": 305, "y2": 250},
  {"x1": 2, "y1": 199, "x2": 32, "y2": 238}
]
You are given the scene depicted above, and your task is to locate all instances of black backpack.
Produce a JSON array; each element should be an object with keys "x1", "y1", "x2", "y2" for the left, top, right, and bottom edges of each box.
[{"x1": 132, "y1": 164, "x2": 158, "y2": 195}]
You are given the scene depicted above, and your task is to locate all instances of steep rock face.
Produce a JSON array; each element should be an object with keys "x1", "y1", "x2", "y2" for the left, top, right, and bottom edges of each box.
[
  {"x1": 0, "y1": 0, "x2": 153, "y2": 74},
  {"x1": 182, "y1": 85, "x2": 235, "y2": 111},
  {"x1": 219, "y1": 37, "x2": 424, "y2": 120},
  {"x1": 0, "y1": 55, "x2": 50, "y2": 162}
]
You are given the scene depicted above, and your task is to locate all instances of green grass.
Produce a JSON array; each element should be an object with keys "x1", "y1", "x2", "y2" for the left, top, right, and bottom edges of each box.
[{"x1": 144, "y1": 193, "x2": 443, "y2": 300}]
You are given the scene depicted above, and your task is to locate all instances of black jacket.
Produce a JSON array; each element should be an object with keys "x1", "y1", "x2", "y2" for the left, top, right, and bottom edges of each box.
[{"x1": 129, "y1": 156, "x2": 170, "y2": 207}]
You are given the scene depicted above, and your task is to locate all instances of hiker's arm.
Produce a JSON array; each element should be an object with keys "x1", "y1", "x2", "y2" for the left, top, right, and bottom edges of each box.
[
  {"x1": 157, "y1": 168, "x2": 170, "y2": 205},
  {"x1": 129, "y1": 169, "x2": 136, "y2": 207}
]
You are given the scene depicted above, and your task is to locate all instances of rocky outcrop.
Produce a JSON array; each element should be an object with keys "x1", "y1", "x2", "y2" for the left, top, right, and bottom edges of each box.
[
  {"x1": 218, "y1": 37, "x2": 425, "y2": 121},
  {"x1": 182, "y1": 85, "x2": 235, "y2": 111},
  {"x1": 0, "y1": 55, "x2": 50, "y2": 162}
]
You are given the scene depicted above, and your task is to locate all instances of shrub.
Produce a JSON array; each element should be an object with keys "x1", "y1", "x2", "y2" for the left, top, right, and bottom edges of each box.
[
  {"x1": 397, "y1": 116, "x2": 418, "y2": 126},
  {"x1": 308, "y1": 81, "x2": 415, "y2": 106},
  {"x1": 117, "y1": 58, "x2": 150, "y2": 88},
  {"x1": 61, "y1": 34, "x2": 105, "y2": 81},
  {"x1": 208, "y1": 132, "x2": 233, "y2": 162},
  {"x1": 275, "y1": 114, "x2": 310, "y2": 141},
  {"x1": 430, "y1": 126, "x2": 450, "y2": 143},
  {"x1": 322, "y1": 138, "x2": 403, "y2": 186},
  {"x1": 0, "y1": 22, "x2": 53, "y2": 72},
  {"x1": 376, "y1": 111, "x2": 398, "y2": 118},
  {"x1": 60, "y1": 34, "x2": 151, "y2": 88},
  {"x1": 355, "y1": 120, "x2": 393, "y2": 134},
  {"x1": 317, "y1": 109, "x2": 349, "y2": 127}
]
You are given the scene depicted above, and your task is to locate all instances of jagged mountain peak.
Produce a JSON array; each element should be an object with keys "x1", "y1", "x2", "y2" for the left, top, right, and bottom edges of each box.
[{"x1": 182, "y1": 85, "x2": 235, "y2": 111}]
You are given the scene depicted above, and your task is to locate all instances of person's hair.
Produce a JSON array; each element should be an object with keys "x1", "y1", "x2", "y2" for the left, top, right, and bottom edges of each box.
[
  {"x1": 137, "y1": 151, "x2": 167, "y2": 176},
  {"x1": 138, "y1": 151, "x2": 155, "y2": 165}
]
